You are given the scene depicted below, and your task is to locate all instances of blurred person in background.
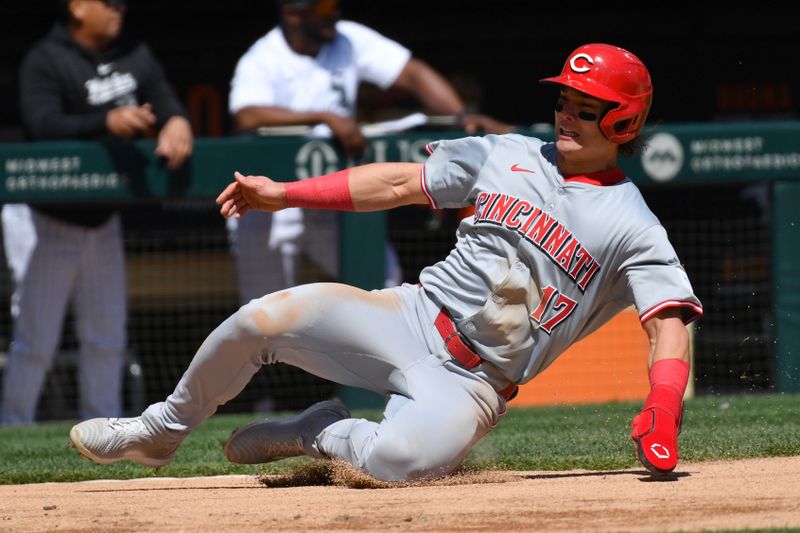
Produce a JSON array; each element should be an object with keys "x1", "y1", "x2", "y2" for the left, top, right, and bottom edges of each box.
[
  {"x1": 224, "y1": 0, "x2": 513, "y2": 412},
  {"x1": 0, "y1": 0, "x2": 193, "y2": 424},
  {"x1": 226, "y1": 0, "x2": 514, "y2": 304}
]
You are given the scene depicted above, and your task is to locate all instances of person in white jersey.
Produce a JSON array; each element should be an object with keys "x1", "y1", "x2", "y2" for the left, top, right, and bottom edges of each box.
[
  {"x1": 69, "y1": 43, "x2": 703, "y2": 480},
  {"x1": 226, "y1": 0, "x2": 513, "y2": 303}
]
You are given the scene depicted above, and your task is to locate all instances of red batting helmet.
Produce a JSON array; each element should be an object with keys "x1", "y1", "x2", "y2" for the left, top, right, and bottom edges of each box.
[{"x1": 540, "y1": 43, "x2": 652, "y2": 143}]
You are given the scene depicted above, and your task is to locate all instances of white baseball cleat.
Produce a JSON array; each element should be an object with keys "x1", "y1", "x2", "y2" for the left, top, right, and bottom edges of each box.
[
  {"x1": 69, "y1": 417, "x2": 179, "y2": 468},
  {"x1": 224, "y1": 399, "x2": 350, "y2": 464}
]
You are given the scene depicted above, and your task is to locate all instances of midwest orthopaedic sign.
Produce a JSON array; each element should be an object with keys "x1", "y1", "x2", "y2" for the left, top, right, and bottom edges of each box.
[
  {"x1": 688, "y1": 136, "x2": 800, "y2": 172},
  {"x1": 2, "y1": 123, "x2": 800, "y2": 200},
  {"x1": 4, "y1": 155, "x2": 121, "y2": 193},
  {"x1": 638, "y1": 125, "x2": 800, "y2": 183}
]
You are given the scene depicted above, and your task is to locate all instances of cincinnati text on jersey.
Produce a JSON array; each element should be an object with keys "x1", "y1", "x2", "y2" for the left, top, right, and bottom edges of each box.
[{"x1": 473, "y1": 191, "x2": 600, "y2": 292}]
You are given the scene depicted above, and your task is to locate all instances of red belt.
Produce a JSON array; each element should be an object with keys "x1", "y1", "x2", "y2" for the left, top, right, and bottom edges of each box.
[{"x1": 434, "y1": 308, "x2": 518, "y2": 401}]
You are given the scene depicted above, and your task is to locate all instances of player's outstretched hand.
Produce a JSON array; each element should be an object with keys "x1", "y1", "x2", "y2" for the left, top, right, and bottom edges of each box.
[
  {"x1": 216, "y1": 171, "x2": 286, "y2": 219},
  {"x1": 631, "y1": 405, "x2": 680, "y2": 475}
]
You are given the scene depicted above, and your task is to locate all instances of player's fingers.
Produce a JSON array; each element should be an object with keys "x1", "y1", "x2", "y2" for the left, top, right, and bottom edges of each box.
[
  {"x1": 216, "y1": 181, "x2": 239, "y2": 205},
  {"x1": 234, "y1": 170, "x2": 260, "y2": 189},
  {"x1": 229, "y1": 192, "x2": 250, "y2": 213},
  {"x1": 226, "y1": 201, "x2": 251, "y2": 219},
  {"x1": 220, "y1": 197, "x2": 242, "y2": 218},
  {"x1": 215, "y1": 185, "x2": 231, "y2": 206},
  {"x1": 220, "y1": 201, "x2": 235, "y2": 218}
]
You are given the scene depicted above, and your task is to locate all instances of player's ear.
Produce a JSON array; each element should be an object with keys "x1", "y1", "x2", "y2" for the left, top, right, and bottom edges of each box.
[{"x1": 67, "y1": 0, "x2": 88, "y2": 23}]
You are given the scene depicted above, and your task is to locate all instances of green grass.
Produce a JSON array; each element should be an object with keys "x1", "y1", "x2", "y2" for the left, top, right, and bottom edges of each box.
[
  {"x1": 0, "y1": 392, "x2": 797, "y2": 485},
  {"x1": 467, "y1": 392, "x2": 800, "y2": 471}
]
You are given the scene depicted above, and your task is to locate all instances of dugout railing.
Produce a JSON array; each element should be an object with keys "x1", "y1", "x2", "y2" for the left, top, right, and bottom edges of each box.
[{"x1": 0, "y1": 121, "x2": 798, "y2": 418}]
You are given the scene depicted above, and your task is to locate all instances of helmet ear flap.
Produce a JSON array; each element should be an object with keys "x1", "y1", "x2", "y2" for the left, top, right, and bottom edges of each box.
[
  {"x1": 600, "y1": 97, "x2": 650, "y2": 143},
  {"x1": 614, "y1": 119, "x2": 632, "y2": 133},
  {"x1": 602, "y1": 116, "x2": 636, "y2": 143}
]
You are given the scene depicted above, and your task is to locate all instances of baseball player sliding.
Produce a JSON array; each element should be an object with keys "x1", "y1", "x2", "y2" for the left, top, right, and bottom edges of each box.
[{"x1": 70, "y1": 43, "x2": 702, "y2": 480}]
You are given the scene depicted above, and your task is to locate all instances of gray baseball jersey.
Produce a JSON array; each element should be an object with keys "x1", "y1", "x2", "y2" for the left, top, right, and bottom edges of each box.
[{"x1": 419, "y1": 134, "x2": 703, "y2": 384}]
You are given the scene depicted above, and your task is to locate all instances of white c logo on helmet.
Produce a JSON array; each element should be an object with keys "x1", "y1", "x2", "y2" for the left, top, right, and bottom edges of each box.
[{"x1": 569, "y1": 53, "x2": 594, "y2": 73}]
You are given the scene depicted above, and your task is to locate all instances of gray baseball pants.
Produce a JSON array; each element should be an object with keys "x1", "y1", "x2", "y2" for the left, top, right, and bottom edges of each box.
[{"x1": 142, "y1": 282, "x2": 505, "y2": 480}]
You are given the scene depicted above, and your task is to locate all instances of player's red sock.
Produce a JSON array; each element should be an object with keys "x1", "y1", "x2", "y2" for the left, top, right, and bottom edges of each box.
[{"x1": 631, "y1": 358, "x2": 690, "y2": 474}]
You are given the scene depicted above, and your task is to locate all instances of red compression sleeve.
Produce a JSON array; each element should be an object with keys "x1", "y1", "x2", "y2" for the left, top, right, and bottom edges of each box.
[
  {"x1": 284, "y1": 169, "x2": 355, "y2": 211},
  {"x1": 643, "y1": 358, "x2": 690, "y2": 420}
]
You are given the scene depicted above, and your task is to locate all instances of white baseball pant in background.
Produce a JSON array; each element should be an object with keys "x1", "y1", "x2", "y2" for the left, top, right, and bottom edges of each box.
[{"x1": 0, "y1": 204, "x2": 126, "y2": 424}]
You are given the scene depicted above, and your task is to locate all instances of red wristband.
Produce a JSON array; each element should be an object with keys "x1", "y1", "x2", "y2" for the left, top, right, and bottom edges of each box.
[
  {"x1": 643, "y1": 358, "x2": 690, "y2": 420},
  {"x1": 284, "y1": 169, "x2": 355, "y2": 211}
]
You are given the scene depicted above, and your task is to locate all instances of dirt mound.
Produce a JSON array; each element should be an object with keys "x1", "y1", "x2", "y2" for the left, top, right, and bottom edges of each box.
[{"x1": 1, "y1": 456, "x2": 798, "y2": 532}]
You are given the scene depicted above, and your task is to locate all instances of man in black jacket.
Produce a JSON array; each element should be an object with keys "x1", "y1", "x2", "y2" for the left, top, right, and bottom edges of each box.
[{"x1": 0, "y1": 0, "x2": 193, "y2": 424}]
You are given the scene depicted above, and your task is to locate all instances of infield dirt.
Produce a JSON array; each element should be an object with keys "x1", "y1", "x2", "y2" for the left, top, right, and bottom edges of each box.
[{"x1": 1, "y1": 455, "x2": 798, "y2": 532}]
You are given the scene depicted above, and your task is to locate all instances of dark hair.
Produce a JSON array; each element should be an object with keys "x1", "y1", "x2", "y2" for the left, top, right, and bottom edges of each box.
[{"x1": 618, "y1": 131, "x2": 649, "y2": 158}]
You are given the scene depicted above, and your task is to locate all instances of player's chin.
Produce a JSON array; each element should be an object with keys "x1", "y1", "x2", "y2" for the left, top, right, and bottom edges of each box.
[{"x1": 555, "y1": 137, "x2": 582, "y2": 152}]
